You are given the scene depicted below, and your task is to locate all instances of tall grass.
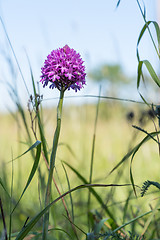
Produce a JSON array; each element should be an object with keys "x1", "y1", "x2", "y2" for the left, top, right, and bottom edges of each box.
[{"x1": 1, "y1": 0, "x2": 160, "y2": 239}]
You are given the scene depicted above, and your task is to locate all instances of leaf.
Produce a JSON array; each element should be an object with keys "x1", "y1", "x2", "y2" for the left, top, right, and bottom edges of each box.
[
  {"x1": 9, "y1": 140, "x2": 41, "y2": 163},
  {"x1": 137, "y1": 61, "x2": 143, "y2": 88},
  {"x1": 141, "y1": 180, "x2": 160, "y2": 197},
  {"x1": 143, "y1": 60, "x2": 160, "y2": 87},
  {"x1": 136, "y1": 21, "x2": 160, "y2": 101},
  {"x1": 11, "y1": 141, "x2": 41, "y2": 213},
  {"x1": 15, "y1": 183, "x2": 130, "y2": 239},
  {"x1": 94, "y1": 218, "x2": 109, "y2": 234},
  {"x1": 130, "y1": 158, "x2": 137, "y2": 197},
  {"x1": 111, "y1": 209, "x2": 157, "y2": 235},
  {"x1": 108, "y1": 131, "x2": 160, "y2": 176},
  {"x1": 129, "y1": 126, "x2": 160, "y2": 196},
  {"x1": 137, "y1": 60, "x2": 160, "y2": 90},
  {"x1": 137, "y1": 21, "x2": 151, "y2": 61},
  {"x1": 137, "y1": 21, "x2": 160, "y2": 61}
]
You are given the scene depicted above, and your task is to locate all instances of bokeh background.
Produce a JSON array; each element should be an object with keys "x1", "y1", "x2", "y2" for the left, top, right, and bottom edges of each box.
[{"x1": 0, "y1": 0, "x2": 158, "y2": 112}]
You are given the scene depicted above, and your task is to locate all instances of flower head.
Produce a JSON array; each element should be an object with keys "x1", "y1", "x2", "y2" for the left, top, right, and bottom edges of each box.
[{"x1": 40, "y1": 45, "x2": 86, "y2": 92}]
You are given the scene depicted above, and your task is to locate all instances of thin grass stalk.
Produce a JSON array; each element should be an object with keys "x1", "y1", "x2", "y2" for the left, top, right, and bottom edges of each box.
[
  {"x1": 0, "y1": 198, "x2": 8, "y2": 240},
  {"x1": 141, "y1": 199, "x2": 160, "y2": 236},
  {"x1": 87, "y1": 87, "x2": 101, "y2": 231},
  {"x1": 43, "y1": 94, "x2": 149, "y2": 105},
  {"x1": 42, "y1": 89, "x2": 64, "y2": 239},
  {"x1": 0, "y1": 17, "x2": 30, "y2": 95},
  {"x1": 61, "y1": 163, "x2": 74, "y2": 222},
  {"x1": 9, "y1": 151, "x2": 14, "y2": 240},
  {"x1": 42, "y1": 152, "x2": 79, "y2": 240},
  {"x1": 62, "y1": 163, "x2": 79, "y2": 240},
  {"x1": 29, "y1": 62, "x2": 49, "y2": 164}
]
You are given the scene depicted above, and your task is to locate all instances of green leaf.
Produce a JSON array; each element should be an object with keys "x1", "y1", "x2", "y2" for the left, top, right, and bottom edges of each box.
[
  {"x1": 11, "y1": 141, "x2": 41, "y2": 213},
  {"x1": 111, "y1": 209, "x2": 158, "y2": 235},
  {"x1": 137, "y1": 61, "x2": 143, "y2": 89},
  {"x1": 9, "y1": 140, "x2": 41, "y2": 163},
  {"x1": 94, "y1": 218, "x2": 109, "y2": 234},
  {"x1": 108, "y1": 131, "x2": 160, "y2": 176},
  {"x1": 130, "y1": 159, "x2": 137, "y2": 197},
  {"x1": 143, "y1": 60, "x2": 160, "y2": 87},
  {"x1": 129, "y1": 127, "x2": 160, "y2": 196},
  {"x1": 137, "y1": 21, "x2": 151, "y2": 61},
  {"x1": 137, "y1": 60, "x2": 160, "y2": 90},
  {"x1": 137, "y1": 21, "x2": 160, "y2": 61},
  {"x1": 136, "y1": 21, "x2": 160, "y2": 101}
]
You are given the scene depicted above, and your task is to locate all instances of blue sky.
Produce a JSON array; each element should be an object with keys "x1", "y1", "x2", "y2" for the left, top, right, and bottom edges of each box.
[{"x1": 0, "y1": 0, "x2": 158, "y2": 112}]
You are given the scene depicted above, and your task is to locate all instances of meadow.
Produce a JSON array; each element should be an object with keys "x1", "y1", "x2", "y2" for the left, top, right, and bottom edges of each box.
[{"x1": 1, "y1": 99, "x2": 160, "y2": 239}]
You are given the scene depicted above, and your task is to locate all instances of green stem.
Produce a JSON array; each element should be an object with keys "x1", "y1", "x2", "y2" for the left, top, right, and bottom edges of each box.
[{"x1": 42, "y1": 89, "x2": 64, "y2": 239}]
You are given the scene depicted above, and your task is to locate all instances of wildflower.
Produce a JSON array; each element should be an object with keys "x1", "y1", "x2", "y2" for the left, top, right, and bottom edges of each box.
[{"x1": 40, "y1": 45, "x2": 86, "y2": 92}]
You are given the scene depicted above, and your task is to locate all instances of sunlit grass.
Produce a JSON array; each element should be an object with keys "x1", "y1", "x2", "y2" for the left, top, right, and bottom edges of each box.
[{"x1": 0, "y1": 102, "x2": 159, "y2": 236}]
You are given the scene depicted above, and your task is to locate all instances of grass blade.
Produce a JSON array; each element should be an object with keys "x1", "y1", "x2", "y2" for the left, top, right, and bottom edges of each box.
[
  {"x1": 63, "y1": 161, "x2": 117, "y2": 225},
  {"x1": 137, "y1": 60, "x2": 160, "y2": 91},
  {"x1": 108, "y1": 131, "x2": 160, "y2": 176},
  {"x1": 11, "y1": 141, "x2": 41, "y2": 213},
  {"x1": 137, "y1": 20, "x2": 160, "y2": 61},
  {"x1": 130, "y1": 126, "x2": 160, "y2": 196},
  {"x1": 110, "y1": 209, "x2": 158, "y2": 236},
  {"x1": 141, "y1": 200, "x2": 160, "y2": 236},
  {"x1": 122, "y1": 191, "x2": 132, "y2": 224},
  {"x1": 0, "y1": 177, "x2": 11, "y2": 198},
  {"x1": 88, "y1": 87, "x2": 101, "y2": 230},
  {"x1": 8, "y1": 140, "x2": 41, "y2": 163},
  {"x1": 0, "y1": 17, "x2": 30, "y2": 95},
  {"x1": 62, "y1": 163, "x2": 74, "y2": 222},
  {"x1": 15, "y1": 183, "x2": 131, "y2": 240},
  {"x1": 9, "y1": 151, "x2": 14, "y2": 240},
  {"x1": 0, "y1": 198, "x2": 8, "y2": 240},
  {"x1": 94, "y1": 218, "x2": 109, "y2": 235}
]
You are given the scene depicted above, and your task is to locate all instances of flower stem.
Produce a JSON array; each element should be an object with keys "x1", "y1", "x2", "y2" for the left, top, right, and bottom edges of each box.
[{"x1": 42, "y1": 89, "x2": 64, "y2": 239}]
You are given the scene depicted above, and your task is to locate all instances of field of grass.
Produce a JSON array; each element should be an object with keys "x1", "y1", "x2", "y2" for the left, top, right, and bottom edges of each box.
[{"x1": 1, "y1": 100, "x2": 160, "y2": 239}]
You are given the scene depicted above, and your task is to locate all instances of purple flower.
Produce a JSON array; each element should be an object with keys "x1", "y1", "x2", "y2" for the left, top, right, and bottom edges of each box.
[{"x1": 40, "y1": 45, "x2": 86, "y2": 92}]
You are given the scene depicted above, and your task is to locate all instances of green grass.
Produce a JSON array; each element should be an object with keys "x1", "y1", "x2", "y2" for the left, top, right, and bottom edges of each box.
[{"x1": 1, "y1": 102, "x2": 160, "y2": 239}]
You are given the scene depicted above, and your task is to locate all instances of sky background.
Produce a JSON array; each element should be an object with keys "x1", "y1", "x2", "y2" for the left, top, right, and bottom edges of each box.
[{"x1": 0, "y1": 0, "x2": 158, "y2": 112}]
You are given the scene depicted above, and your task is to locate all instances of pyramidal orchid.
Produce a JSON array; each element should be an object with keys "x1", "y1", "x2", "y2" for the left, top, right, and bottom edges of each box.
[
  {"x1": 40, "y1": 44, "x2": 86, "y2": 92},
  {"x1": 41, "y1": 45, "x2": 86, "y2": 239}
]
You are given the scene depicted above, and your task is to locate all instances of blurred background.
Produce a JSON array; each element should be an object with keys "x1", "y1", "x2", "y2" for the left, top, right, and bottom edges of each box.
[{"x1": 0, "y1": 0, "x2": 159, "y2": 112}]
